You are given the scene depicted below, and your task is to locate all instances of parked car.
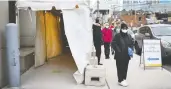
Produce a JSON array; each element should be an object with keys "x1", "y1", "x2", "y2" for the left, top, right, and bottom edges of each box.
[{"x1": 134, "y1": 24, "x2": 171, "y2": 64}]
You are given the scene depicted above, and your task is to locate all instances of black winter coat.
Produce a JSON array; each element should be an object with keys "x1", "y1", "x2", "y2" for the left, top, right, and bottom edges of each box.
[
  {"x1": 112, "y1": 33, "x2": 133, "y2": 60},
  {"x1": 93, "y1": 23, "x2": 102, "y2": 46}
]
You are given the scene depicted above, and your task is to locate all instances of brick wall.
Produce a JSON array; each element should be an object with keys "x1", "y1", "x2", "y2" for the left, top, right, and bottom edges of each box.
[{"x1": 120, "y1": 15, "x2": 147, "y2": 27}]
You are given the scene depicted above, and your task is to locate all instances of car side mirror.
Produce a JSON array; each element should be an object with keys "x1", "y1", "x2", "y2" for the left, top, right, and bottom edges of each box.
[{"x1": 145, "y1": 33, "x2": 150, "y2": 37}]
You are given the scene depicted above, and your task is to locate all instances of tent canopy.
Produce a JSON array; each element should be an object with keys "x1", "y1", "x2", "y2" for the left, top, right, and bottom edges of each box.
[
  {"x1": 16, "y1": 0, "x2": 93, "y2": 74},
  {"x1": 16, "y1": 0, "x2": 96, "y2": 10}
]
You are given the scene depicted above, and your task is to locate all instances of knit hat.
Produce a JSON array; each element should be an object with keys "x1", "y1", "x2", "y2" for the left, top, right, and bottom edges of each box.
[{"x1": 121, "y1": 23, "x2": 128, "y2": 29}]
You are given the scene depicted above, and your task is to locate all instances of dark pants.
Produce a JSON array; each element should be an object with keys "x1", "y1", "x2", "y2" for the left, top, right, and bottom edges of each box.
[
  {"x1": 116, "y1": 59, "x2": 129, "y2": 82},
  {"x1": 94, "y1": 44, "x2": 101, "y2": 64},
  {"x1": 111, "y1": 45, "x2": 114, "y2": 54},
  {"x1": 104, "y1": 42, "x2": 110, "y2": 58}
]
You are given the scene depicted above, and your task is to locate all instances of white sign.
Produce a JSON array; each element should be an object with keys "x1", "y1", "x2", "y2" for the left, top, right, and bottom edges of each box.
[
  {"x1": 143, "y1": 39, "x2": 162, "y2": 67},
  {"x1": 123, "y1": 0, "x2": 160, "y2": 4}
]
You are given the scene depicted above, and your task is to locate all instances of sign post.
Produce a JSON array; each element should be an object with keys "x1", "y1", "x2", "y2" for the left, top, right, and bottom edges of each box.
[{"x1": 140, "y1": 39, "x2": 162, "y2": 70}]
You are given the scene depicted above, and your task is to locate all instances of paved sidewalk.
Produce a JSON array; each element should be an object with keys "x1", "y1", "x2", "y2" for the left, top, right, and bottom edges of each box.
[
  {"x1": 3, "y1": 47, "x2": 171, "y2": 89},
  {"x1": 5, "y1": 52, "x2": 108, "y2": 89},
  {"x1": 104, "y1": 54, "x2": 171, "y2": 89}
]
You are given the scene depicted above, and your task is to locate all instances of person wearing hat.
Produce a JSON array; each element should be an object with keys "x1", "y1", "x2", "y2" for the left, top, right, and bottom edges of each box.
[{"x1": 112, "y1": 23, "x2": 134, "y2": 87}]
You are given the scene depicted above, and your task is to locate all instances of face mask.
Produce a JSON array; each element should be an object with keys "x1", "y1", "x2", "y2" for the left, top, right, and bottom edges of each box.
[
  {"x1": 106, "y1": 26, "x2": 109, "y2": 28},
  {"x1": 122, "y1": 29, "x2": 128, "y2": 33}
]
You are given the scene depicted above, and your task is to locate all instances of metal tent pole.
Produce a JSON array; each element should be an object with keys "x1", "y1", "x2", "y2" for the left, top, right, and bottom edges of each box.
[{"x1": 97, "y1": 0, "x2": 100, "y2": 17}]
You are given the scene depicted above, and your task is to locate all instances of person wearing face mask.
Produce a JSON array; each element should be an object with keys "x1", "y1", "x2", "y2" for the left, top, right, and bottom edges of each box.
[
  {"x1": 101, "y1": 23, "x2": 113, "y2": 59},
  {"x1": 112, "y1": 23, "x2": 134, "y2": 87},
  {"x1": 110, "y1": 22, "x2": 115, "y2": 55}
]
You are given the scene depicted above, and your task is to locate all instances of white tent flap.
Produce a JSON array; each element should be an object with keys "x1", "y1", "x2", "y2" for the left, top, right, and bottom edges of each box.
[{"x1": 62, "y1": 6, "x2": 92, "y2": 74}]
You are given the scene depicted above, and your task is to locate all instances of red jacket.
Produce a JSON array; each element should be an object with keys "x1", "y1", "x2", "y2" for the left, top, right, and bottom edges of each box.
[
  {"x1": 101, "y1": 28, "x2": 113, "y2": 43},
  {"x1": 109, "y1": 25, "x2": 114, "y2": 29}
]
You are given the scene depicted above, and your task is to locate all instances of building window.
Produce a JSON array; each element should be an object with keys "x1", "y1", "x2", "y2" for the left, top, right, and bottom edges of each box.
[{"x1": 139, "y1": 17, "x2": 142, "y2": 21}]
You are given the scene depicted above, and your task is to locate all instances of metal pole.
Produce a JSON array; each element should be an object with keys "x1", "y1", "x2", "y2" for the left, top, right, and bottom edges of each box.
[
  {"x1": 8, "y1": 1, "x2": 16, "y2": 23},
  {"x1": 6, "y1": 23, "x2": 20, "y2": 88},
  {"x1": 97, "y1": 0, "x2": 100, "y2": 17},
  {"x1": 135, "y1": 10, "x2": 136, "y2": 24},
  {"x1": 43, "y1": 11, "x2": 48, "y2": 62}
]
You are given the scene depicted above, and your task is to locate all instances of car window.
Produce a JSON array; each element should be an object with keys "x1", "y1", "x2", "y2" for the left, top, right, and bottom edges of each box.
[
  {"x1": 146, "y1": 27, "x2": 152, "y2": 34},
  {"x1": 133, "y1": 30, "x2": 137, "y2": 34},
  {"x1": 151, "y1": 26, "x2": 171, "y2": 36},
  {"x1": 139, "y1": 27, "x2": 146, "y2": 34}
]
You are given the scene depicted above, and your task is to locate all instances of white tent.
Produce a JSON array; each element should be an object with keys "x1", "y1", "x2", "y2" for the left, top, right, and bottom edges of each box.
[{"x1": 16, "y1": 0, "x2": 94, "y2": 74}]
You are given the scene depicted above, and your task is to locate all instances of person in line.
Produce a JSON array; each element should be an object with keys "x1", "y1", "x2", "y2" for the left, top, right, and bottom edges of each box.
[
  {"x1": 92, "y1": 18, "x2": 102, "y2": 65},
  {"x1": 101, "y1": 23, "x2": 113, "y2": 59},
  {"x1": 114, "y1": 21, "x2": 120, "y2": 34},
  {"x1": 110, "y1": 22, "x2": 115, "y2": 55},
  {"x1": 112, "y1": 23, "x2": 134, "y2": 87}
]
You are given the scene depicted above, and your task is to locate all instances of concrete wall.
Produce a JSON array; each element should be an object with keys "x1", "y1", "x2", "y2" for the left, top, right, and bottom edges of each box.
[
  {"x1": 0, "y1": 2, "x2": 36, "y2": 87},
  {"x1": 0, "y1": 1, "x2": 9, "y2": 87},
  {"x1": 19, "y1": 10, "x2": 36, "y2": 47}
]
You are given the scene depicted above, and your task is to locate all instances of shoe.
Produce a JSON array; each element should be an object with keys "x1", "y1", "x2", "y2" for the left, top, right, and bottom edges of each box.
[
  {"x1": 123, "y1": 80, "x2": 128, "y2": 86},
  {"x1": 98, "y1": 62, "x2": 103, "y2": 65},
  {"x1": 112, "y1": 52, "x2": 114, "y2": 55},
  {"x1": 106, "y1": 57, "x2": 109, "y2": 59},
  {"x1": 98, "y1": 63, "x2": 103, "y2": 65},
  {"x1": 118, "y1": 80, "x2": 128, "y2": 87}
]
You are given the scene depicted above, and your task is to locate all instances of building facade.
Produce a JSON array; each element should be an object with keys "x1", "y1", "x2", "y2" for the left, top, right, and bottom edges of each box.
[
  {"x1": 122, "y1": 0, "x2": 160, "y2": 10},
  {"x1": 122, "y1": 0, "x2": 171, "y2": 11},
  {"x1": 92, "y1": 0, "x2": 123, "y2": 11}
]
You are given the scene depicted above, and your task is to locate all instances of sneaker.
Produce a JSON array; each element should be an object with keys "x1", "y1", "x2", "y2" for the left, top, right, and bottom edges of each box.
[
  {"x1": 118, "y1": 80, "x2": 128, "y2": 87},
  {"x1": 105, "y1": 57, "x2": 109, "y2": 59},
  {"x1": 98, "y1": 63, "x2": 103, "y2": 65},
  {"x1": 123, "y1": 80, "x2": 128, "y2": 86}
]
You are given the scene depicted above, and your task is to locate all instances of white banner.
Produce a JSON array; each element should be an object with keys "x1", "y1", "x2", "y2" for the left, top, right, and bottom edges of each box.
[{"x1": 143, "y1": 39, "x2": 162, "y2": 67}]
